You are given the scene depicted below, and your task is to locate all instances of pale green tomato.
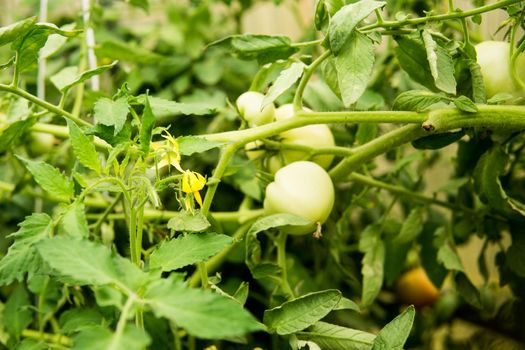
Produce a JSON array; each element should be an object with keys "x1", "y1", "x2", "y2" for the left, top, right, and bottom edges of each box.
[
  {"x1": 475, "y1": 41, "x2": 525, "y2": 98},
  {"x1": 264, "y1": 161, "x2": 335, "y2": 235},
  {"x1": 236, "y1": 91, "x2": 275, "y2": 126},
  {"x1": 273, "y1": 104, "x2": 335, "y2": 170},
  {"x1": 28, "y1": 132, "x2": 56, "y2": 156}
]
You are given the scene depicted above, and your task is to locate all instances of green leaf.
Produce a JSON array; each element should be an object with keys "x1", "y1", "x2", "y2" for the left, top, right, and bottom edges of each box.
[
  {"x1": 473, "y1": 145, "x2": 525, "y2": 218},
  {"x1": 372, "y1": 306, "x2": 415, "y2": 350},
  {"x1": 177, "y1": 136, "x2": 226, "y2": 156},
  {"x1": 13, "y1": 23, "x2": 80, "y2": 72},
  {"x1": 315, "y1": 0, "x2": 345, "y2": 30},
  {"x1": 127, "y1": 0, "x2": 149, "y2": 11},
  {"x1": 328, "y1": 0, "x2": 385, "y2": 55},
  {"x1": 59, "y1": 309, "x2": 104, "y2": 334},
  {"x1": 17, "y1": 156, "x2": 74, "y2": 199},
  {"x1": 411, "y1": 130, "x2": 465, "y2": 150},
  {"x1": 3, "y1": 284, "x2": 32, "y2": 340},
  {"x1": 263, "y1": 290, "x2": 341, "y2": 335},
  {"x1": 333, "y1": 297, "x2": 360, "y2": 312},
  {"x1": 167, "y1": 210, "x2": 211, "y2": 233},
  {"x1": 144, "y1": 96, "x2": 216, "y2": 117},
  {"x1": 73, "y1": 325, "x2": 150, "y2": 350},
  {"x1": 359, "y1": 224, "x2": 385, "y2": 307},
  {"x1": 262, "y1": 62, "x2": 305, "y2": 109},
  {"x1": 395, "y1": 207, "x2": 424, "y2": 243},
  {"x1": 139, "y1": 94, "x2": 155, "y2": 155},
  {"x1": 296, "y1": 321, "x2": 375, "y2": 350},
  {"x1": 67, "y1": 120, "x2": 101, "y2": 173},
  {"x1": 0, "y1": 117, "x2": 36, "y2": 152},
  {"x1": 0, "y1": 16, "x2": 36, "y2": 47},
  {"x1": 434, "y1": 227, "x2": 464, "y2": 272},
  {"x1": 455, "y1": 272, "x2": 482, "y2": 309},
  {"x1": 96, "y1": 40, "x2": 163, "y2": 64},
  {"x1": 94, "y1": 97, "x2": 129, "y2": 135},
  {"x1": 467, "y1": 59, "x2": 486, "y2": 103},
  {"x1": 58, "y1": 202, "x2": 89, "y2": 238},
  {"x1": 36, "y1": 237, "x2": 121, "y2": 286},
  {"x1": 51, "y1": 61, "x2": 118, "y2": 92},
  {"x1": 149, "y1": 233, "x2": 233, "y2": 272},
  {"x1": 221, "y1": 34, "x2": 299, "y2": 65},
  {"x1": 506, "y1": 237, "x2": 525, "y2": 277},
  {"x1": 0, "y1": 213, "x2": 53, "y2": 285},
  {"x1": 335, "y1": 31, "x2": 375, "y2": 107},
  {"x1": 453, "y1": 95, "x2": 478, "y2": 113},
  {"x1": 40, "y1": 23, "x2": 76, "y2": 58},
  {"x1": 145, "y1": 277, "x2": 263, "y2": 339},
  {"x1": 393, "y1": 90, "x2": 446, "y2": 112},
  {"x1": 421, "y1": 30, "x2": 456, "y2": 94},
  {"x1": 395, "y1": 36, "x2": 438, "y2": 92}
]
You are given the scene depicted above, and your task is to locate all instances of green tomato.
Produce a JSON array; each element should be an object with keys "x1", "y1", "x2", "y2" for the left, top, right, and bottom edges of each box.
[
  {"x1": 475, "y1": 41, "x2": 525, "y2": 98},
  {"x1": 236, "y1": 91, "x2": 275, "y2": 126},
  {"x1": 28, "y1": 132, "x2": 56, "y2": 156},
  {"x1": 264, "y1": 161, "x2": 335, "y2": 235},
  {"x1": 273, "y1": 104, "x2": 335, "y2": 170}
]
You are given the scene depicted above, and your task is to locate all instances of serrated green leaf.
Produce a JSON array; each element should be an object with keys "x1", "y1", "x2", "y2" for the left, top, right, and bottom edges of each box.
[
  {"x1": 453, "y1": 95, "x2": 478, "y2": 113},
  {"x1": 0, "y1": 117, "x2": 36, "y2": 152},
  {"x1": 52, "y1": 61, "x2": 118, "y2": 92},
  {"x1": 94, "y1": 97, "x2": 129, "y2": 135},
  {"x1": 145, "y1": 277, "x2": 263, "y2": 339},
  {"x1": 230, "y1": 35, "x2": 298, "y2": 64},
  {"x1": 177, "y1": 136, "x2": 226, "y2": 156},
  {"x1": 262, "y1": 62, "x2": 305, "y2": 109},
  {"x1": 455, "y1": 272, "x2": 482, "y2": 309},
  {"x1": 421, "y1": 30, "x2": 456, "y2": 94},
  {"x1": 296, "y1": 321, "x2": 375, "y2": 350},
  {"x1": 0, "y1": 16, "x2": 36, "y2": 47},
  {"x1": 139, "y1": 94, "x2": 155, "y2": 155},
  {"x1": 0, "y1": 213, "x2": 52, "y2": 285},
  {"x1": 395, "y1": 207, "x2": 424, "y2": 243},
  {"x1": 17, "y1": 156, "x2": 74, "y2": 199},
  {"x1": 73, "y1": 325, "x2": 150, "y2": 350},
  {"x1": 149, "y1": 233, "x2": 233, "y2": 272},
  {"x1": 167, "y1": 210, "x2": 211, "y2": 233},
  {"x1": 263, "y1": 290, "x2": 342, "y2": 335},
  {"x1": 395, "y1": 36, "x2": 439, "y2": 92},
  {"x1": 359, "y1": 224, "x2": 385, "y2": 307},
  {"x1": 36, "y1": 237, "x2": 121, "y2": 286},
  {"x1": 67, "y1": 120, "x2": 101, "y2": 173},
  {"x1": 393, "y1": 90, "x2": 446, "y2": 112},
  {"x1": 3, "y1": 284, "x2": 32, "y2": 340},
  {"x1": 372, "y1": 306, "x2": 415, "y2": 350},
  {"x1": 335, "y1": 31, "x2": 375, "y2": 107},
  {"x1": 328, "y1": 0, "x2": 385, "y2": 55},
  {"x1": 58, "y1": 202, "x2": 89, "y2": 238}
]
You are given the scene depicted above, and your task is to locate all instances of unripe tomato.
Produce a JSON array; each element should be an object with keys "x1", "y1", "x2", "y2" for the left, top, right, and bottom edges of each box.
[
  {"x1": 274, "y1": 104, "x2": 335, "y2": 170},
  {"x1": 396, "y1": 267, "x2": 439, "y2": 307},
  {"x1": 475, "y1": 41, "x2": 525, "y2": 98},
  {"x1": 28, "y1": 132, "x2": 56, "y2": 156},
  {"x1": 263, "y1": 161, "x2": 335, "y2": 235},
  {"x1": 236, "y1": 91, "x2": 275, "y2": 126}
]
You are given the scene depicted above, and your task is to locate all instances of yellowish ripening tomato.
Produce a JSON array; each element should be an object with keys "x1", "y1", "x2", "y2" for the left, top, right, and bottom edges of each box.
[
  {"x1": 475, "y1": 41, "x2": 525, "y2": 98},
  {"x1": 396, "y1": 267, "x2": 440, "y2": 307},
  {"x1": 236, "y1": 91, "x2": 275, "y2": 126},
  {"x1": 264, "y1": 161, "x2": 335, "y2": 235}
]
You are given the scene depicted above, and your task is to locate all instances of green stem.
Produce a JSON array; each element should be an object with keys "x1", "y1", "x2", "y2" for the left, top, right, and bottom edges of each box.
[
  {"x1": 276, "y1": 231, "x2": 294, "y2": 298},
  {"x1": 329, "y1": 124, "x2": 426, "y2": 180},
  {"x1": 108, "y1": 295, "x2": 136, "y2": 350},
  {"x1": 11, "y1": 52, "x2": 19, "y2": 87},
  {"x1": 361, "y1": 0, "x2": 524, "y2": 31},
  {"x1": 290, "y1": 39, "x2": 324, "y2": 48},
  {"x1": 293, "y1": 50, "x2": 331, "y2": 111},
  {"x1": 92, "y1": 193, "x2": 122, "y2": 236},
  {"x1": 21, "y1": 329, "x2": 72, "y2": 347},
  {"x1": 0, "y1": 84, "x2": 91, "y2": 127}
]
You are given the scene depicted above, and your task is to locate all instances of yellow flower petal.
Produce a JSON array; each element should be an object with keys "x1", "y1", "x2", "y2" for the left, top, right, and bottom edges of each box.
[{"x1": 194, "y1": 191, "x2": 203, "y2": 207}]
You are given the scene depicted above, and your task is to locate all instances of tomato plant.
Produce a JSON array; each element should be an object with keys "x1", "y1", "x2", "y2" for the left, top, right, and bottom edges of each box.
[{"x1": 0, "y1": 0, "x2": 525, "y2": 349}]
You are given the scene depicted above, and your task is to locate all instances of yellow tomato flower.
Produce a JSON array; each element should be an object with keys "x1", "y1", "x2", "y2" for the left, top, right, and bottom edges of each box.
[
  {"x1": 182, "y1": 170, "x2": 206, "y2": 207},
  {"x1": 151, "y1": 134, "x2": 183, "y2": 172}
]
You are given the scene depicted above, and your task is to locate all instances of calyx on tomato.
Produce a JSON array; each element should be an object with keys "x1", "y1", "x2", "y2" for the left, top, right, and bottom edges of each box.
[
  {"x1": 475, "y1": 41, "x2": 525, "y2": 98},
  {"x1": 236, "y1": 91, "x2": 275, "y2": 126},
  {"x1": 263, "y1": 161, "x2": 335, "y2": 235}
]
